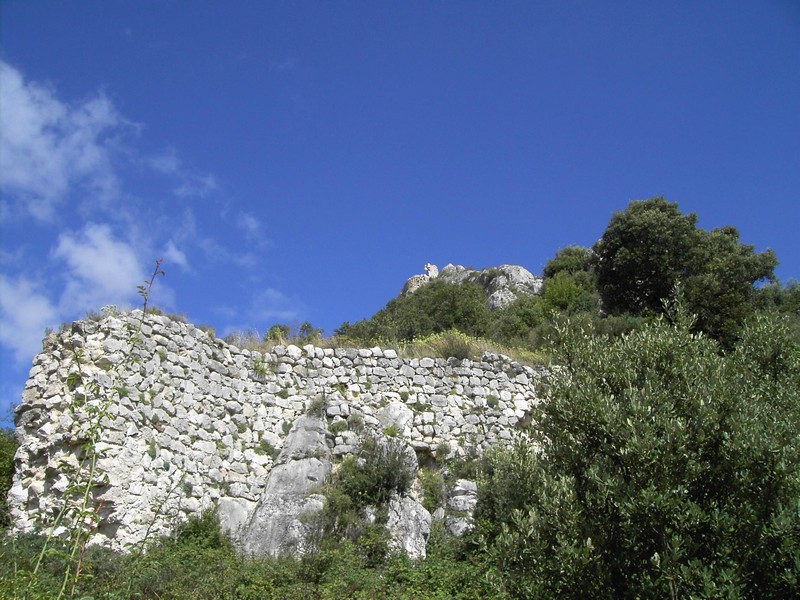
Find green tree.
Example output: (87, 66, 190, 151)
(592, 197, 701, 315)
(592, 197, 776, 343)
(475, 308, 800, 599)
(543, 245, 593, 279)
(296, 321, 323, 344)
(683, 225, 779, 343)
(264, 324, 290, 345)
(542, 271, 597, 314)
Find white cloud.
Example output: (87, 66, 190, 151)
(174, 174, 218, 198)
(53, 223, 146, 314)
(0, 274, 59, 363)
(163, 240, 189, 270)
(250, 288, 300, 322)
(236, 212, 261, 236)
(0, 60, 124, 220)
(197, 236, 257, 269)
(147, 147, 182, 174)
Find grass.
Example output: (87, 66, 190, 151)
(394, 330, 551, 367)
(0, 516, 503, 599)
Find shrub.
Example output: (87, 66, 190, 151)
(197, 324, 216, 338)
(306, 394, 327, 416)
(329, 420, 348, 435)
(382, 424, 401, 438)
(0, 428, 16, 530)
(419, 467, 446, 514)
(347, 413, 364, 432)
(475, 308, 800, 599)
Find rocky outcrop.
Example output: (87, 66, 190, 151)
(401, 263, 440, 296)
(385, 495, 431, 559)
(400, 263, 543, 309)
(444, 479, 478, 536)
(238, 414, 330, 556)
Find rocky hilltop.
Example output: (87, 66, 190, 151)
(401, 263, 543, 309)
(9, 311, 546, 559)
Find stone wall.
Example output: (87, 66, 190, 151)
(8, 311, 546, 552)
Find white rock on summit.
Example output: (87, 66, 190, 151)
(400, 263, 543, 309)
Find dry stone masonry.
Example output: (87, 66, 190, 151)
(8, 310, 546, 557)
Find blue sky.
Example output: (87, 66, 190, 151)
(1, 1, 799, 426)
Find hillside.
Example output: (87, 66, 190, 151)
(2, 197, 798, 599)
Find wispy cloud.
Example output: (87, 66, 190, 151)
(163, 240, 190, 270)
(53, 223, 146, 314)
(0, 223, 151, 364)
(250, 288, 301, 322)
(236, 212, 262, 237)
(174, 173, 218, 199)
(147, 147, 182, 174)
(218, 287, 302, 339)
(0, 274, 59, 363)
(197, 236, 257, 269)
(0, 60, 124, 221)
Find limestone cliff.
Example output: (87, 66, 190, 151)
(400, 263, 543, 309)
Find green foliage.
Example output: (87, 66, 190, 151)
(347, 413, 364, 432)
(592, 197, 702, 315)
(0, 524, 499, 599)
(543, 245, 592, 279)
(542, 271, 597, 314)
(318, 435, 417, 564)
(403, 329, 481, 360)
(264, 323, 290, 345)
(328, 420, 348, 435)
(475, 308, 800, 598)
(196, 323, 216, 338)
(419, 467, 446, 514)
(306, 394, 327, 416)
(0, 428, 17, 530)
(297, 321, 323, 344)
(434, 440, 450, 463)
(255, 439, 280, 460)
(592, 196, 777, 344)
(337, 280, 491, 343)
(382, 424, 401, 437)
(333, 436, 415, 511)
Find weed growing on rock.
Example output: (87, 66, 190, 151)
(306, 394, 327, 417)
(328, 420, 348, 435)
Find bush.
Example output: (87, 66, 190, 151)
(419, 468, 446, 514)
(475, 307, 800, 598)
(0, 428, 17, 530)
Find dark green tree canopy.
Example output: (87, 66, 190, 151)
(592, 197, 700, 315)
(543, 245, 593, 279)
(592, 197, 777, 343)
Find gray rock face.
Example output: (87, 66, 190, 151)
(440, 264, 543, 309)
(386, 495, 431, 560)
(445, 479, 478, 537)
(238, 415, 330, 556)
(401, 263, 543, 309)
